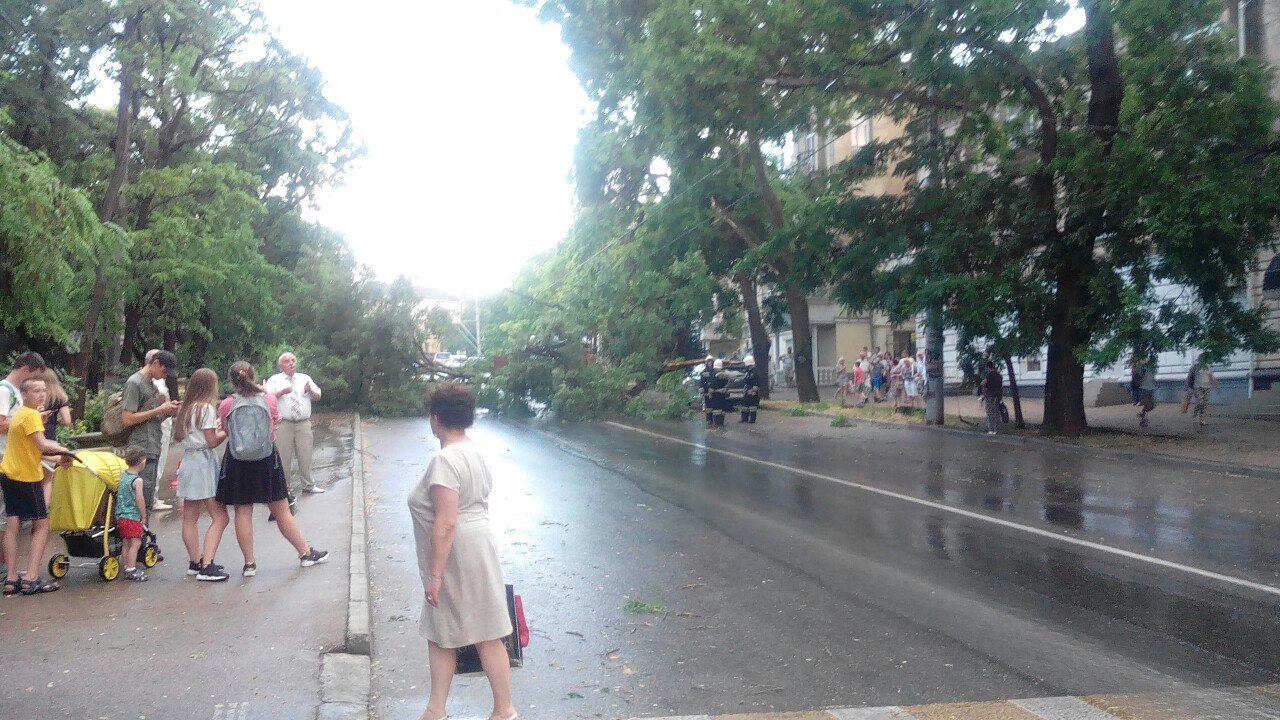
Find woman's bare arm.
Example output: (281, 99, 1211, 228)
(425, 484, 460, 605)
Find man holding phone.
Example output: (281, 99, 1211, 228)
(122, 351, 181, 511)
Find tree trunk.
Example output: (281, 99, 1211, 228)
(1002, 353, 1026, 429)
(1041, 0, 1122, 437)
(925, 307, 945, 425)
(67, 9, 143, 412)
(1042, 268, 1090, 436)
(735, 271, 772, 400)
(119, 300, 142, 366)
(785, 284, 820, 402)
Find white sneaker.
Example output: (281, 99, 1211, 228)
(151, 500, 174, 511)
(987, 431, 997, 435)
(302, 486, 325, 494)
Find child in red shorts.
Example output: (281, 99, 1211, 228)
(117, 447, 149, 582)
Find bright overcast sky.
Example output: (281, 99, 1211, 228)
(260, 0, 589, 298)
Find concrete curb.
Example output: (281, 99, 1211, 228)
(317, 413, 372, 720)
(763, 403, 1280, 482)
(347, 413, 371, 654)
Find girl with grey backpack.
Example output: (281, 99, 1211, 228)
(215, 361, 328, 577)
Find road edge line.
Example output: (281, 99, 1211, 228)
(605, 420, 1280, 600)
(318, 413, 372, 720)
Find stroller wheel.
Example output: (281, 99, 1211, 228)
(142, 545, 160, 568)
(48, 554, 70, 579)
(98, 555, 120, 582)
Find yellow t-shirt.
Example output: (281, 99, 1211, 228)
(1, 406, 45, 482)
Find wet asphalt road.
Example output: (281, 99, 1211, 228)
(0, 414, 353, 720)
(363, 414, 1280, 720)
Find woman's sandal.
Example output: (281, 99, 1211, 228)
(2, 579, 21, 596)
(19, 578, 60, 595)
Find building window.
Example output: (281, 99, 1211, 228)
(799, 131, 818, 174)
(1263, 255, 1280, 293)
(1024, 355, 1042, 373)
(850, 115, 872, 147)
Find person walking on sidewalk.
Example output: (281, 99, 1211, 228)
(216, 361, 328, 577)
(2, 376, 76, 596)
(981, 361, 1004, 435)
(1188, 356, 1219, 427)
(122, 351, 181, 513)
(265, 352, 325, 494)
(174, 368, 231, 582)
(409, 383, 519, 720)
(1135, 356, 1158, 428)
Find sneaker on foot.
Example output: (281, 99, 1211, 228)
(987, 430, 997, 435)
(242, 562, 257, 577)
(124, 568, 148, 582)
(196, 563, 229, 582)
(151, 499, 174, 511)
(303, 485, 326, 494)
(299, 549, 329, 567)
(187, 560, 202, 576)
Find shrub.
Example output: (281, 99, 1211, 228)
(831, 413, 851, 427)
(787, 406, 808, 417)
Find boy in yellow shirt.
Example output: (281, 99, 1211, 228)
(2, 377, 76, 596)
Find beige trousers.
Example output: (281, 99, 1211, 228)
(276, 419, 315, 490)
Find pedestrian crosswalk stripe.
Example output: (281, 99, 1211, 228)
(828, 708, 916, 719)
(631, 687, 1280, 719)
(605, 421, 1280, 599)
(1011, 696, 1119, 719)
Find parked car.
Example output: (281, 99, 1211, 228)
(683, 363, 747, 410)
(432, 351, 453, 367)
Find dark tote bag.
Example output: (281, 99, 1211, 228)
(456, 584, 529, 675)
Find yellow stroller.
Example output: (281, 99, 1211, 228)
(47, 451, 162, 582)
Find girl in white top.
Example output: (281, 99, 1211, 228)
(172, 368, 232, 581)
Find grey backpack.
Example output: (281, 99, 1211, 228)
(227, 394, 273, 461)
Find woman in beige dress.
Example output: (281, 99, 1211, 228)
(409, 383, 518, 720)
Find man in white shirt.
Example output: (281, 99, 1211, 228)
(265, 352, 324, 494)
(0, 353, 48, 458)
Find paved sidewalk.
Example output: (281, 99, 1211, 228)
(0, 414, 355, 720)
(767, 388, 1280, 473)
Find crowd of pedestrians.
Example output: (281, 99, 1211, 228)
(0, 350, 329, 594)
(832, 347, 928, 412)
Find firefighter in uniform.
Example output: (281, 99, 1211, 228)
(699, 355, 716, 428)
(740, 355, 760, 423)
(710, 358, 729, 429)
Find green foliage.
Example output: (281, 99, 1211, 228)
(786, 406, 808, 417)
(831, 413, 851, 427)
(551, 362, 642, 421)
(81, 390, 105, 432)
(622, 595, 666, 614)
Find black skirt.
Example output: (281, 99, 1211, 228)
(216, 445, 289, 506)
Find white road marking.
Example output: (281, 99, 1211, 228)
(1012, 696, 1121, 719)
(605, 422, 1280, 599)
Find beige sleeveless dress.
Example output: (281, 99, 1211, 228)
(408, 440, 512, 648)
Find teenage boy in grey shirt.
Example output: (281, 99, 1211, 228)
(122, 351, 180, 511)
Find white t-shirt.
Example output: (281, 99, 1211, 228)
(179, 405, 218, 451)
(0, 379, 22, 455)
(265, 372, 320, 421)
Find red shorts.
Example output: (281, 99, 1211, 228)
(117, 518, 144, 539)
